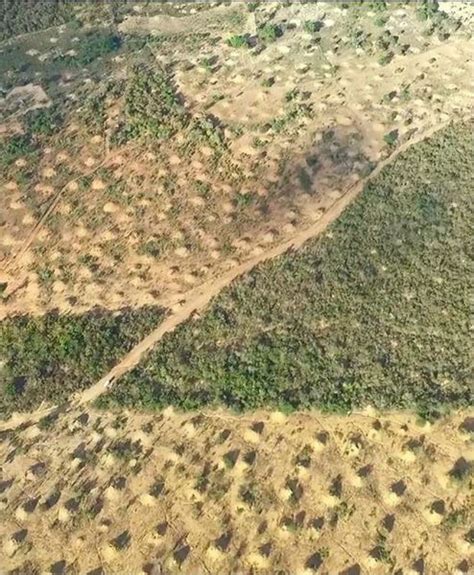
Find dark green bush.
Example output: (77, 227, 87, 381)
(417, 0, 440, 20)
(303, 20, 324, 34)
(384, 130, 399, 147)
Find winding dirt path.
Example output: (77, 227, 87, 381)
(0, 120, 459, 432)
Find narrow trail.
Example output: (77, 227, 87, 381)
(0, 121, 455, 431)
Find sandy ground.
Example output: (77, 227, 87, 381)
(1, 405, 472, 574)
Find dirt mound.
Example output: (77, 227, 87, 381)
(0, 407, 472, 574)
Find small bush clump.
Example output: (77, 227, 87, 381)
(227, 34, 250, 48)
(258, 23, 283, 43)
(303, 20, 324, 34)
(0, 133, 36, 167)
(25, 106, 64, 136)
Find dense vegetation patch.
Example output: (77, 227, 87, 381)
(0, 0, 73, 42)
(111, 64, 226, 152)
(120, 64, 188, 141)
(55, 31, 122, 67)
(0, 307, 165, 417)
(99, 122, 473, 418)
(0, 133, 37, 168)
(0, 106, 65, 168)
(25, 105, 64, 136)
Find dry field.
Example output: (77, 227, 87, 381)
(1, 405, 472, 575)
(0, 3, 473, 574)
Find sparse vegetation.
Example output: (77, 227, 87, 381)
(0, 3, 472, 573)
(269, 101, 313, 135)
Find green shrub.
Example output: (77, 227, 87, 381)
(417, 0, 440, 21)
(138, 239, 168, 259)
(369, 0, 387, 11)
(79, 93, 107, 133)
(297, 167, 312, 192)
(25, 106, 63, 136)
(227, 34, 250, 48)
(258, 23, 283, 43)
(378, 51, 394, 66)
(374, 15, 388, 27)
(262, 77, 275, 88)
(0, 133, 36, 167)
(247, 2, 260, 12)
(188, 116, 226, 151)
(383, 129, 399, 147)
(303, 20, 324, 34)
(285, 89, 300, 103)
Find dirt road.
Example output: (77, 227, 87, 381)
(0, 120, 459, 432)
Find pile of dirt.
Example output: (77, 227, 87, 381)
(1, 407, 472, 574)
